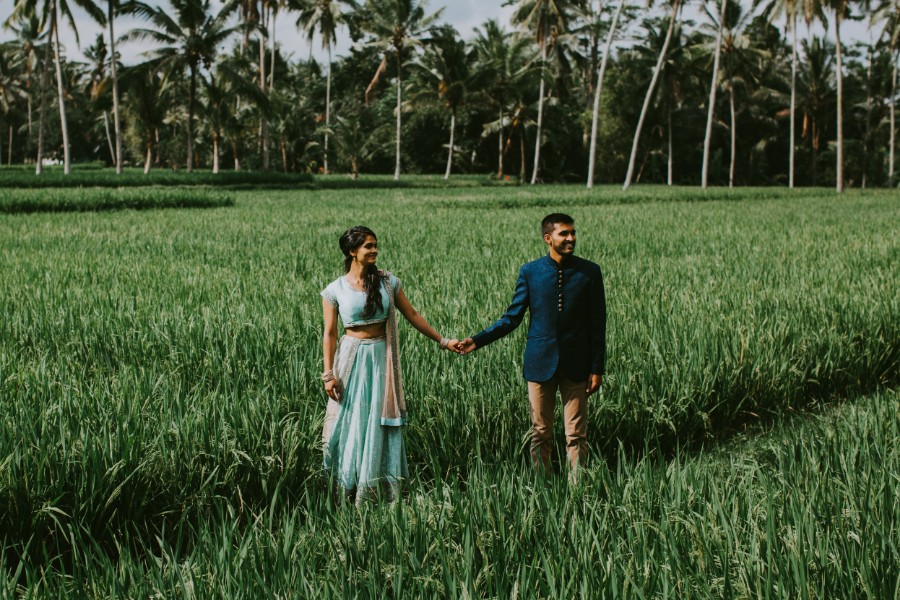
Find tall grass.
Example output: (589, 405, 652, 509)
(0, 185, 897, 594)
(0, 168, 313, 189)
(0, 188, 235, 213)
(2, 391, 897, 597)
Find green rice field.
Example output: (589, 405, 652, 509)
(0, 181, 897, 596)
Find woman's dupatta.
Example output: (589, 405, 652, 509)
(380, 274, 406, 426)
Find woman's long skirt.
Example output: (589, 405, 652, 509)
(323, 337, 408, 502)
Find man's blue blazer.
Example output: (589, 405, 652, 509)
(472, 254, 606, 383)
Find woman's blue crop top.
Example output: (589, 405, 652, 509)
(321, 272, 400, 327)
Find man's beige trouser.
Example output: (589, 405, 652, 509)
(527, 372, 587, 473)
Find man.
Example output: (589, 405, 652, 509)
(459, 213, 606, 475)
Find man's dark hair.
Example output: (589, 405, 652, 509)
(541, 213, 575, 236)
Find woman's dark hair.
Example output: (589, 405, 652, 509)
(339, 226, 384, 318)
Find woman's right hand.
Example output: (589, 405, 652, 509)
(325, 379, 342, 401)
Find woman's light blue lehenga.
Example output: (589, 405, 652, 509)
(321, 273, 408, 502)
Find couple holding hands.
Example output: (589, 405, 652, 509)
(320, 214, 607, 503)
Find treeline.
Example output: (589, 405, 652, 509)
(0, 0, 897, 188)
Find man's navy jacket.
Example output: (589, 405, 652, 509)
(472, 254, 606, 383)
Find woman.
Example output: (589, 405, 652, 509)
(320, 226, 459, 503)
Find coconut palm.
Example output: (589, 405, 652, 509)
(622, 0, 683, 190)
(586, 0, 628, 188)
(797, 35, 835, 185)
(0, 44, 27, 165)
(121, 63, 172, 173)
(472, 19, 534, 179)
(762, 0, 798, 187)
(358, 0, 443, 181)
(626, 16, 699, 185)
(510, 0, 582, 184)
(872, 0, 899, 185)
(700, 0, 727, 188)
(106, 0, 123, 173)
(703, 0, 765, 187)
(824, 0, 854, 191)
(200, 58, 269, 173)
(4, 10, 46, 143)
(293, 0, 355, 173)
(408, 25, 474, 178)
(8, 0, 105, 174)
(83, 33, 116, 161)
(124, 0, 241, 172)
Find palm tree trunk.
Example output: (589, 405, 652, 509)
(394, 54, 402, 181)
(588, 0, 625, 188)
(789, 13, 797, 188)
(109, 0, 122, 174)
(51, 1, 71, 175)
(889, 49, 896, 187)
(863, 45, 873, 189)
(444, 112, 455, 179)
(729, 84, 736, 188)
(36, 38, 51, 175)
(701, 0, 726, 189)
(259, 26, 270, 171)
(213, 132, 220, 174)
(187, 63, 197, 173)
(520, 128, 526, 183)
(280, 135, 287, 172)
(667, 109, 674, 186)
(7, 126, 11, 165)
(103, 111, 115, 162)
(531, 43, 547, 185)
(233, 140, 241, 171)
(834, 12, 843, 193)
(144, 139, 152, 174)
(269, 5, 276, 90)
(324, 45, 332, 174)
(623, 0, 681, 190)
(498, 107, 504, 179)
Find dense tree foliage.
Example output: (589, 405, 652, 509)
(1, 0, 897, 187)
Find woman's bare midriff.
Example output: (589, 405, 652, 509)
(345, 322, 387, 339)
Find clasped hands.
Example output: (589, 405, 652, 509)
(440, 337, 476, 355)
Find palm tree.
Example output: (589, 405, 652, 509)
(873, 0, 899, 186)
(797, 35, 835, 186)
(9, 0, 105, 174)
(409, 26, 474, 178)
(704, 0, 764, 187)
(586, 0, 628, 188)
(107, 0, 122, 173)
(83, 33, 116, 162)
(625, 16, 697, 186)
(0, 44, 27, 165)
(293, 0, 354, 174)
(622, 0, 683, 190)
(4, 11, 46, 144)
(472, 20, 533, 179)
(510, 0, 580, 184)
(200, 57, 268, 173)
(762, 0, 803, 187)
(121, 64, 172, 173)
(124, 0, 240, 172)
(358, 0, 443, 181)
(700, 0, 727, 189)
(825, 0, 854, 192)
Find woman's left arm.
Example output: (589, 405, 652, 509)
(395, 288, 459, 351)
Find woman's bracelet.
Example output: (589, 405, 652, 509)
(439, 337, 450, 350)
(321, 370, 335, 383)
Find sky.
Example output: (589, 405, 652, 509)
(0, 0, 876, 67)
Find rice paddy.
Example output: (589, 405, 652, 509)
(0, 181, 897, 597)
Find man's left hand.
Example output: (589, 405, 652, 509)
(586, 374, 602, 396)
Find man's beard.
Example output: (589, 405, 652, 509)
(555, 241, 575, 255)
